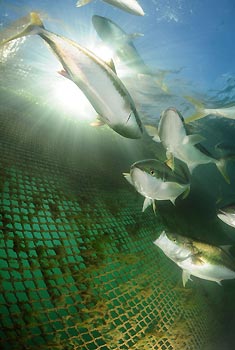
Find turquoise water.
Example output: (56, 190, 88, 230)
(1, 1, 235, 349)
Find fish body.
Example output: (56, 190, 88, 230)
(154, 231, 235, 286)
(76, 0, 145, 16)
(184, 96, 235, 123)
(0, 12, 143, 139)
(158, 108, 228, 181)
(123, 159, 190, 212)
(217, 205, 235, 228)
(92, 15, 150, 75)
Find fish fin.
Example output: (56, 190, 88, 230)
(0, 12, 44, 46)
(182, 184, 191, 200)
(169, 196, 177, 206)
(182, 270, 192, 287)
(123, 173, 133, 185)
(152, 200, 157, 214)
(220, 245, 233, 254)
(216, 280, 222, 286)
(155, 79, 169, 93)
(128, 32, 144, 40)
(144, 125, 160, 142)
(76, 0, 93, 7)
(183, 134, 205, 145)
(216, 158, 230, 184)
(184, 96, 206, 123)
(90, 116, 106, 127)
(186, 162, 198, 173)
(58, 69, 71, 80)
(142, 197, 152, 212)
(105, 59, 117, 74)
(165, 152, 174, 170)
(184, 112, 206, 123)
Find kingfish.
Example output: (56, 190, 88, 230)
(92, 15, 150, 75)
(217, 204, 235, 228)
(157, 107, 229, 182)
(76, 0, 145, 16)
(184, 96, 235, 123)
(123, 159, 190, 212)
(0, 12, 143, 139)
(154, 231, 235, 286)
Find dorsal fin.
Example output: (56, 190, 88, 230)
(106, 59, 117, 74)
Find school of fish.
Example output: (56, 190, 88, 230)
(1, 1, 235, 288)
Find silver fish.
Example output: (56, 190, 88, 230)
(92, 15, 150, 75)
(76, 0, 145, 16)
(158, 107, 229, 182)
(0, 12, 143, 139)
(217, 205, 235, 228)
(154, 231, 235, 286)
(123, 158, 190, 212)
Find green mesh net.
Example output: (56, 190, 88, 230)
(0, 89, 223, 350)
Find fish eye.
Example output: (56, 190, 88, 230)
(150, 169, 155, 176)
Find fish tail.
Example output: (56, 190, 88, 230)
(76, 0, 93, 7)
(216, 158, 230, 184)
(0, 12, 44, 46)
(182, 184, 191, 199)
(184, 96, 205, 123)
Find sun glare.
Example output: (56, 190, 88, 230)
(90, 44, 114, 63)
(51, 74, 96, 122)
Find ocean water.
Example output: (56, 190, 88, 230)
(1, 1, 235, 349)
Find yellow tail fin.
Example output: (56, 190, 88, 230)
(184, 96, 206, 123)
(0, 12, 44, 46)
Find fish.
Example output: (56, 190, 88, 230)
(184, 96, 235, 123)
(217, 204, 235, 228)
(76, 0, 145, 16)
(153, 231, 235, 286)
(0, 12, 143, 139)
(92, 15, 150, 75)
(123, 158, 190, 212)
(157, 107, 229, 182)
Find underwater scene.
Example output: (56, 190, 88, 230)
(1, 0, 235, 349)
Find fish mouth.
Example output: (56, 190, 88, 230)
(161, 107, 184, 122)
(130, 166, 158, 198)
(153, 231, 167, 246)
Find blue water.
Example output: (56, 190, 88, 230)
(1, 0, 235, 120)
(1, 1, 235, 349)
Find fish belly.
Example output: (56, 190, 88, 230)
(180, 260, 235, 283)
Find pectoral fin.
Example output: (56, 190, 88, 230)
(142, 197, 152, 212)
(58, 69, 71, 80)
(182, 270, 192, 287)
(90, 115, 106, 127)
(183, 134, 205, 145)
(165, 151, 174, 170)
